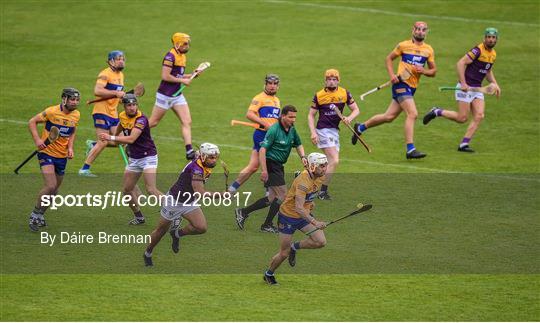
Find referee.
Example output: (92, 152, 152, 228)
(235, 105, 307, 233)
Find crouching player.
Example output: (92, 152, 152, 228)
(27, 88, 81, 231)
(99, 94, 162, 225)
(263, 152, 328, 285)
(143, 143, 228, 266)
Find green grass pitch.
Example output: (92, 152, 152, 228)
(1, 0, 539, 321)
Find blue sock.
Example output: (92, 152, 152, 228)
(265, 269, 274, 276)
(357, 123, 367, 133)
(231, 181, 241, 190)
(292, 242, 301, 250)
(406, 143, 416, 153)
(82, 163, 91, 170)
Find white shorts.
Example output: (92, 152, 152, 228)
(154, 92, 188, 110)
(160, 193, 201, 221)
(455, 82, 484, 103)
(316, 128, 340, 151)
(125, 155, 158, 173)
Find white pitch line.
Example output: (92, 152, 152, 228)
(264, 0, 540, 28)
(1, 118, 538, 181)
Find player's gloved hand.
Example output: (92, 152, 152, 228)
(35, 139, 46, 150)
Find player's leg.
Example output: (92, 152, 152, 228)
(459, 98, 485, 152)
(229, 149, 260, 193)
(352, 100, 401, 145)
(143, 215, 173, 266)
(29, 164, 57, 231)
(148, 105, 168, 128)
(261, 184, 286, 232)
(123, 169, 145, 224)
(400, 98, 426, 159)
(288, 223, 327, 267)
(80, 121, 117, 176)
(171, 102, 195, 160)
(264, 232, 293, 285)
(176, 207, 207, 236)
(424, 87, 471, 126)
(142, 167, 163, 198)
(319, 146, 338, 200)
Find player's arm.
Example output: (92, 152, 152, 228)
(246, 110, 270, 129)
(307, 105, 319, 145)
(295, 145, 308, 167)
(28, 112, 47, 150)
(418, 60, 437, 77)
(456, 54, 474, 91)
(259, 147, 268, 182)
(191, 173, 229, 197)
(161, 65, 192, 86)
(486, 69, 501, 97)
(385, 50, 400, 83)
(100, 127, 142, 144)
(94, 75, 125, 99)
(343, 100, 360, 125)
(67, 128, 76, 159)
(294, 191, 326, 229)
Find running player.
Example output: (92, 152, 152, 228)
(263, 152, 328, 285)
(99, 94, 162, 225)
(423, 28, 501, 153)
(235, 105, 307, 233)
(352, 21, 437, 159)
(149, 32, 205, 160)
(27, 88, 81, 231)
(143, 143, 227, 266)
(79, 50, 125, 176)
(308, 69, 359, 200)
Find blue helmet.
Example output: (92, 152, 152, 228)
(108, 50, 125, 62)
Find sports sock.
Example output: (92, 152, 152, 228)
(134, 210, 144, 219)
(228, 181, 241, 192)
(33, 206, 44, 215)
(185, 144, 193, 153)
(434, 108, 443, 116)
(263, 199, 281, 226)
(243, 196, 270, 215)
(82, 163, 91, 170)
(265, 269, 274, 276)
(357, 123, 367, 133)
(321, 184, 328, 193)
(460, 137, 471, 148)
(406, 143, 416, 153)
(291, 242, 301, 251)
(144, 251, 152, 257)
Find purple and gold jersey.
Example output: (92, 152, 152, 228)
(311, 87, 354, 129)
(393, 40, 435, 88)
(169, 159, 213, 203)
(38, 105, 80, 158)
(93, 67, 124, 118)
(119, 111, 157, 159)
(464, 43, 496, 87)
(248, 92, 281, 130)
(157, 48, 186, 96)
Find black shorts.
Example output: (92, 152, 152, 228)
(264, 158, 285, 188)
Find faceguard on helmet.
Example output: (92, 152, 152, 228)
(324, 69, 340, 81)
(307, 152, 328, 172)
(172, 32, 191, 49)
(265, 74, 280, 84)
(199, 142, 220, 161)
(122, 93, 138, 105)
(61, 87, 80, 110)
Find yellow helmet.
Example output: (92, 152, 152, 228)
(171, 32, 191, 48)
(325, 69, 340, 81)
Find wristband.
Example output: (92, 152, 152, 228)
(110, 136, 116, 141)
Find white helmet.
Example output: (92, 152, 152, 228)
(199, 142, 220, 160)
(307, 152, 328, 170)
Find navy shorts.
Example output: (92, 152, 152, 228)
(93, 113, 119, 130)
(37, 152, 67, 175)
(392, 82, 416, 102)
(252, 129, 266, 151)
(277, 212, 309, 235)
